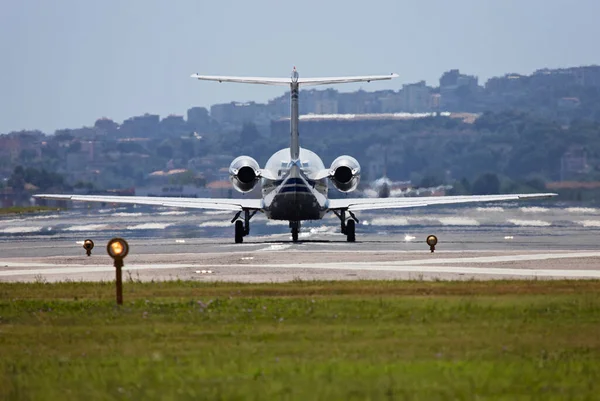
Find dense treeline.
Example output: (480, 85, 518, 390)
(236, 111, 600, 185)
(6, 111, 600, 197)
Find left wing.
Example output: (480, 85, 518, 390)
(33, 194, 262, 211)
(328, 193, 557, 212)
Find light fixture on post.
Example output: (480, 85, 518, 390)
(426, 235, 438, 253)
(107, 238, 130, 305)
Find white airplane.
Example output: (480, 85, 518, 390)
(34, 68, 557, 243)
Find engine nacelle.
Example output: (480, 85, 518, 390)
(229, 156, 260, 193)
(329, 155, 361, 192)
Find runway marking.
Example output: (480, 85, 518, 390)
(256, 244, 292, 252)
(1, 262, 600, 278)
(0, 263, 198, 276)
(247, 263, 600, 278)
(372, 251, 600, 266)
(2, 250, 600, 279)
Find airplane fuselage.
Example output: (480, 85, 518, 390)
(261, 147, 329, 221)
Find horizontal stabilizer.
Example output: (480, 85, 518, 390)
(191, 73, 399, 87)
(298, 74, 399, 86)
(191, 74, 292, 86)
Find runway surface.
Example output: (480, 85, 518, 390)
(2, 202, 600, 282)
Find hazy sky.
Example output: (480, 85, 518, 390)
(1, 0, 599, 134)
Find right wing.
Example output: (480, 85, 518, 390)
(328, 193, 558, 212)
(33, 194, 262, 212)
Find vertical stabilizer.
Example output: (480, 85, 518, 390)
(191, 68, 399, 162)
(290, 67, 300, 160)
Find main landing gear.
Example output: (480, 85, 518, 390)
(232, 209, 257, 243)
(333, 209, 357, 242)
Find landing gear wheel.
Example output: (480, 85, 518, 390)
(290, 221, 300, 242)
(234, 220, 244, 243)
(346, 219, 356, 242)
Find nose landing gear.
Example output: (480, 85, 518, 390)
(290, 221, 300, 242)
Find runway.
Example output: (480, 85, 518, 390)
(1, 203, 600, 282)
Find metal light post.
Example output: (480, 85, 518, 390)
(426, 235, 438, 253)
(107, 238, 129, 305)
(83, 239, 94, 256)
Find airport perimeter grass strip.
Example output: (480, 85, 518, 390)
(1, 280, 600, 400)
(0, 206, 62, 215)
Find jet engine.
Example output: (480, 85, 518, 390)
(229, 156, 260, 193)
(329, 156, 361, 192)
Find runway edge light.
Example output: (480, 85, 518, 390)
(106, 238, 129, 305)
(83, 239, 94, 257)
(426, 235, 438, 253)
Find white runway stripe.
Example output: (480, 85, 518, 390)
(2, 250, 600, 278)
(373, 252, 600, 266)
(1, 263, 600, 278)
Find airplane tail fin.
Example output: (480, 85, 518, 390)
(191, 70, 399, 164)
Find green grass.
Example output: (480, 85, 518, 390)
(0, 206, 62, 215)
(1, 280, 600, 400)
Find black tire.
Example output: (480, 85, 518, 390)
(292, 228, 299, 242)
(346, 219, 356, 242)
(235, 220, 244, 243)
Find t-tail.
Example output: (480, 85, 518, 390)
(191, 68, 399, 160)
(290, 67, 300, 160)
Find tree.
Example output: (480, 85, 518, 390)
(68, 141, 82, 153)
(448, 177, 471, 195)
(472, 173, 500, 195)
(19, 149, 38, 163)
(156, 143, 173, 159)
(7, 166, 25, 191)
(419, 175, 444, 188)
(240, 122, 260, 147)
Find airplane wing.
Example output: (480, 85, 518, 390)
(298, 74, 399, 86)
(33, 194, 262, 211)
(191, 74, 291, 86)
(327, 193, 557, 212)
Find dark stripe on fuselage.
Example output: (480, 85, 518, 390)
(279, 185, 311, 194)
(273, 177, 316, 186)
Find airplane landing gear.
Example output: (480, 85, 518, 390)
(346, 219, 355, 242)
(232, 209, 257, 244)
(235, 220, 244, 243)
(290, 221, 300, 242)
(333, 209, 358, 242)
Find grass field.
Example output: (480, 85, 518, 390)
(1, 280, 600, 400)
(0, 206, 62, 215)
